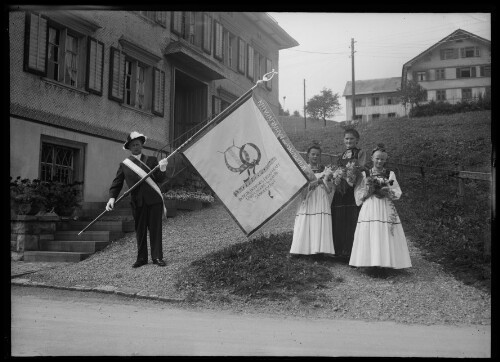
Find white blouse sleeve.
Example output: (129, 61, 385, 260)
(354, 171, 368, 206)
(389, 171, 402, 200)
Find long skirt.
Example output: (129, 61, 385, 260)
(331, 186, 360, 257)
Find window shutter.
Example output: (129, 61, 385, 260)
(480, 66, 484, 77)
(247, 45, 254, 80)
(24, 12, 47, 76)
(453, 48, 459, 59)
(171, 12, 183, 35)
(108, 47, 124, 102)
(471, 66, 477, 77)
(475, 47, 480, 57)
(214, 21, 223, 60)
(265, 58, 272, 90)
(460, 48, 465, 58)
(456, 68, 460, 79)
(86, 37, 104, 95)
(440, 49, 445, 60)
(152, 67, 165, 116)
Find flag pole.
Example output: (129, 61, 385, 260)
(78, 70, 278, 235)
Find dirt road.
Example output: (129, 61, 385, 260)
(10, 286, 490, 357)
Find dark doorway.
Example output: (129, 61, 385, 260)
(173, 70, 207, 147)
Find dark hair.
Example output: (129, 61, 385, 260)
(371, 143, 387, 155)
(307, 140, 322, 154)
(344, 128, 360, 139)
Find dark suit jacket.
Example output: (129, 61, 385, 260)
(109, 154, 166, 208)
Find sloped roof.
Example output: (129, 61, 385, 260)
(402, 28, 491, 69)
(343, 77, 402, 97)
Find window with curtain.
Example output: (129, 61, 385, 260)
(24, 12, 104, 94)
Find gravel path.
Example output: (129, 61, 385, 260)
(24, 198, 491, 326)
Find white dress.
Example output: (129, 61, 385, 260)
(290, 168, 335, 255)
(349, 170, 412, 269)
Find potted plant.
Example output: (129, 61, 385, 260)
(163, 187, 215, 211)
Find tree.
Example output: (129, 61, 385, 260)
(306, 88, 341, 126)
(293, 110, 301, 117)
(398, 79, 427, 115)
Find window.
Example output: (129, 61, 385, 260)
(456, 66, 477, 78)
(353, 115, 363, 121)
(354, 98, 363, 107)
(460, 46, 480, 58)
(255, 51, 264, 81)
(108, 41, 164, 116)
(247, 45, 255, 80)
(436, 68, 446, 80)
(40, 136, 85, 184)
(212, 96, 221, 116)
(436, 90, 446, 101)
(416, 71, 426, 81)
(224, 31, 236, 69)
(372, 113, 380, 119)
(140, 11, 167, 27)
(237, 38, 245, 74)
(388, 113, 396, 118)
(24, 12, 104, 94)
(440, 48, 458, 60)
(202, 13, 212, 54)
(371, 97, 379, 106)
(213, 20, 223, 61)
(387, 97, 393, 105)
(462, 88, 472, 100)
(480, 65, 491, 77)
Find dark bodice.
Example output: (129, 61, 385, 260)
(337, 147, 361, 167)
(310, 164, 325, 174)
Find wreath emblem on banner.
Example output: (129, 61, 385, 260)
(222, 141, 261, 182)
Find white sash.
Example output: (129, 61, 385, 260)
(123, 158, 166, 217)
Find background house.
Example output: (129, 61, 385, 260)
(402, 29, 491, 104)
(343, 77, 407, 122)
(9, 10, 298, 206)
(343, 29, 491, 122)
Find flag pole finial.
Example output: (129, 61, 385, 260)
(255, 69, 278, 86)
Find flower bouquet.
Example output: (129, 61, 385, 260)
(365, 174, 394, 199)
(326, 161, 362, 195)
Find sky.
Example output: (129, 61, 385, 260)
(268, 12, 491, 121)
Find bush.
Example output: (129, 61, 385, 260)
(410, 96, 490, 117)
(10, 176, 83, 216)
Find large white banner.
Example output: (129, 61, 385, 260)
(183, 94, 310, 236)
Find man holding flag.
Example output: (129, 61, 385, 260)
(106, 131, 169, 268)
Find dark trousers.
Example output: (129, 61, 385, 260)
(132, 203, 163, 261)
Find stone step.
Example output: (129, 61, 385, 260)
(82, 200, 132, 210)
(57, 220, 135, 233)
(23, 251, 91, 262)
(79, 208, 133, 219)
(39, 240, 110, 253)
(54, 230, 124, 241)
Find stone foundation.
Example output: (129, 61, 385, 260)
(10, 213, 60, 259)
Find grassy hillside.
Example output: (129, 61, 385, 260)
(282, 111, 492, 291)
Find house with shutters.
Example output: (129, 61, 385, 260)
(9, 10, 298, 205)
(343, 77, 407, 122)
(401, 28, 491, 104)
(343, 29, 490, 122)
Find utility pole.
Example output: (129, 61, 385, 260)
(351, 38, 356, 122)
(303, 79, 306, 129)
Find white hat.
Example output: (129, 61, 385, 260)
(123, 131, 147, 150)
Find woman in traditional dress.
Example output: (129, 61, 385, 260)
(290, 142, 335, 256)
(331, 128, 367, 258)
(349, 144, 412, 269)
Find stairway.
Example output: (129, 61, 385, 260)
(23, 200, 134, 262)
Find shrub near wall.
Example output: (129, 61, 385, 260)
(410, 96, 491, 117)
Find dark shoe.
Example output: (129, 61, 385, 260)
(133, 260, 147, 268)
(152, 259, 166, 267)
